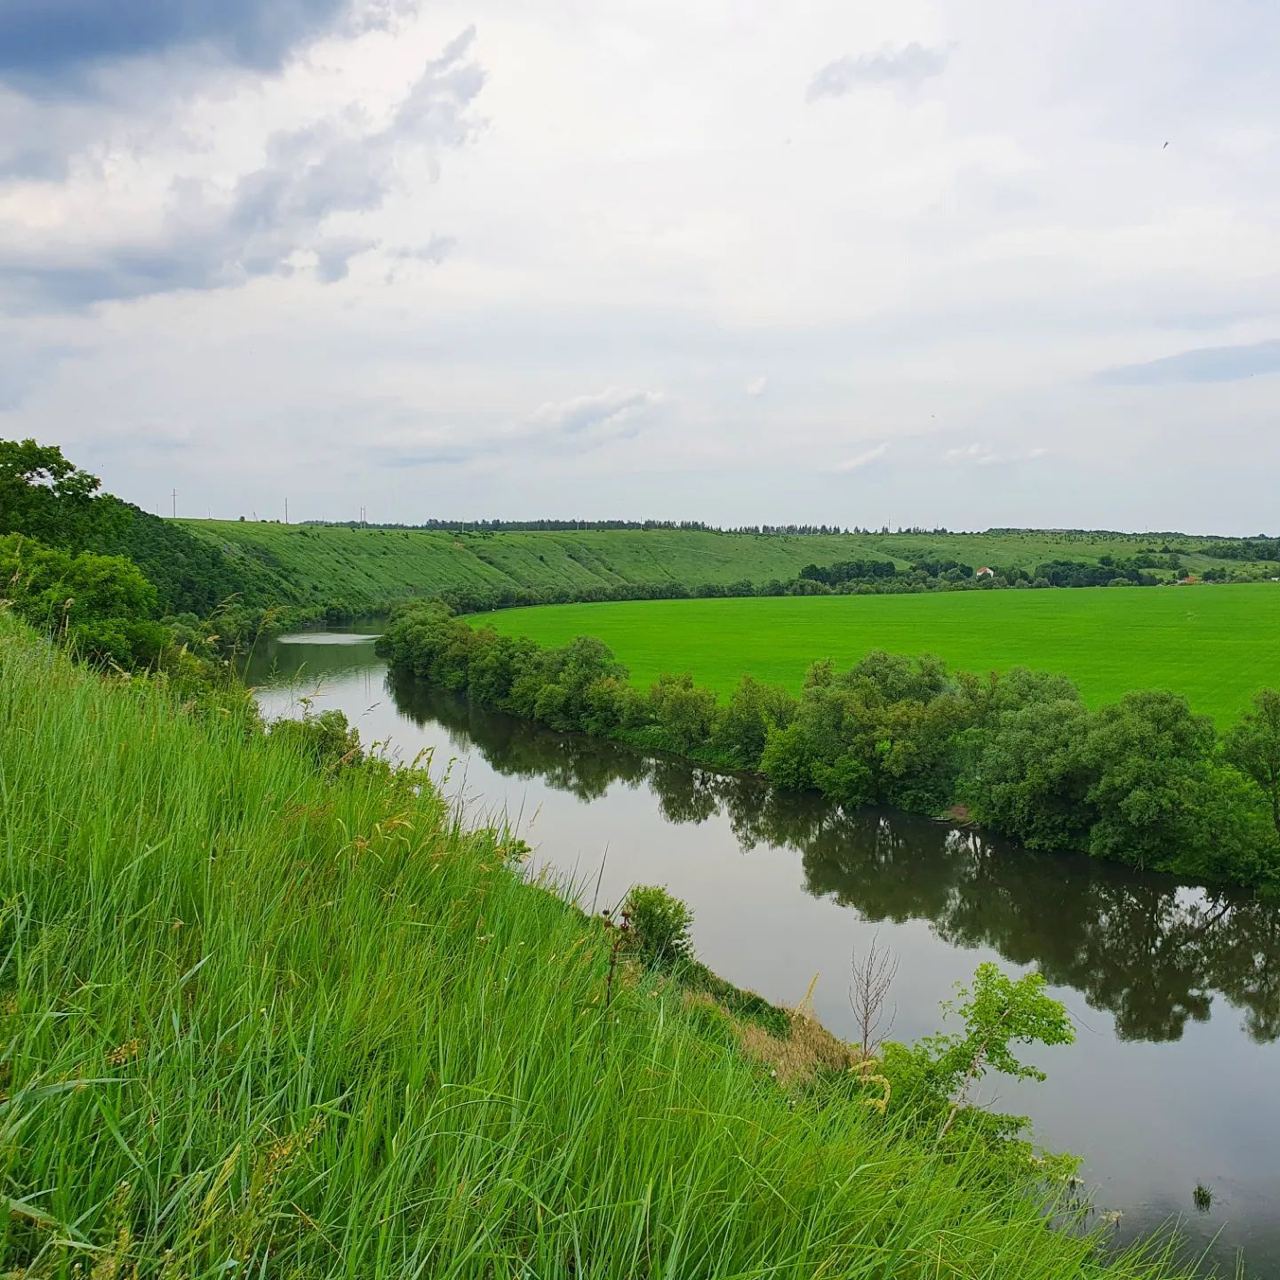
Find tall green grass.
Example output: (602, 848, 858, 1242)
(0, 616, 1196, 1278)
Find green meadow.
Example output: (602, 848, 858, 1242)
(470, 584, 1280, 726)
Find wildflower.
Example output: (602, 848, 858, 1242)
(106, 1038, 141, 1066)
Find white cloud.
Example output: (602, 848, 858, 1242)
(806, 42, 950, 102)
(745, 375, 769, 397)
(944, 442, 1050, 467)
(0, 25, 484, 308)
(835, 442, 889, 472)
(525, 388, 665, 439)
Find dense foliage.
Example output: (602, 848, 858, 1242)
(0, 532, 165, 668)
(0, 439, 261, 616)
(379, 603, 1280, 887)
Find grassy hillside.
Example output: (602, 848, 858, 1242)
(0, 614, 1195, 1279)
(179, 519, 1279, 614)
(470, 585, 1280, 726)
(179, 521, 884, 609)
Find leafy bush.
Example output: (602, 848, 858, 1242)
(269, 708, 361, 770)
(882, 963, 1075, 1140)
(625, 884, 694, 965)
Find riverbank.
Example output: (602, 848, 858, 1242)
(251, 629, 1280, 1273)
(0, 612, 1202, 1279)
(376, 602, 1280, 889)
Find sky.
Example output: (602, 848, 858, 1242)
(1, 0, 1277, 532)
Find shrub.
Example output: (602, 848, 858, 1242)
(625, 884, 694, 966)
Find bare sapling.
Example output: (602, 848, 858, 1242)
(849, 934, 898, 1061)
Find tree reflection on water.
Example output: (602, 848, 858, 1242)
(393, 674, 1280, 1047)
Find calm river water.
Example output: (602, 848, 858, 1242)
(247, 629, 1280, 1277)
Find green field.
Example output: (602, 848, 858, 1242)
(179, 519, 1276, 614)
(470, 585, 1280, 726)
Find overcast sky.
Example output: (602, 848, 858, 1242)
(1, 1, 1277, 531)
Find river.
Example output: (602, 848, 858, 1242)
(247, 628, 1280, 1277)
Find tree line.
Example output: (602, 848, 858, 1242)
(421, 555, 1216, 619)
(378, 603, 1280, 889)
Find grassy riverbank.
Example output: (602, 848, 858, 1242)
(469, 587, 1280, 726)
(0, 614, 1196, 1279)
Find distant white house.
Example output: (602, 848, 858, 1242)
(976, 566, 995, 578)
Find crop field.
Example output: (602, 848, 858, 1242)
(469, 584, 1280, 725)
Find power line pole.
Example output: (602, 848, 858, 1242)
(171, 488, 177, 519)
(284, 497, 289, 525)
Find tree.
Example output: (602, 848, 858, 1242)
(885, 963, 1074, 1139)
(0, 533, 163, 667)
(710, 675, 796, 768)
(961, 698, 1093, 850)
(849, 935, 898, 1059)
(0, 438, 100, 503)
(646, 672, 718, 754)
(1225, 689, 1280, 838)
(1082, 690, 1217, 869)
(0, 438, 101, 545)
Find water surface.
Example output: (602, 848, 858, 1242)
(247, 629, 1280, 1277)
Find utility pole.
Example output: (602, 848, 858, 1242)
(285, 497, 289, 525)
(171, 488, 177, 519)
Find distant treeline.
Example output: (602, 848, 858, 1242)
(799, 557, 1168, 589)
(429, 555, 1219, 618)
(378, 603, 1280, 889)
(304, 518, 871, 535)
(988, 526, 1280, 545)
(1208, 538, 1280, 561)
(301, 518, 1280, 547)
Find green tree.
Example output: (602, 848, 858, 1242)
(759, 721, 815, 791)
(1225, 689, 1280, 837)
(710, 675, 797, 768)
(961, 698, 1093, 850)
(0, 532, 163, 667)
(527, 635, 628, 732)
(884, 963, 1075, 1138)
(646, 672, 719, 754)
(0, 438, 101, 545)
(1082, 690, 1217, 869)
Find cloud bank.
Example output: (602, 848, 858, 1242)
(0, 25, 483, 310)
(1096, 339, 1280, 385)
(2, 1, 1279, 533)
